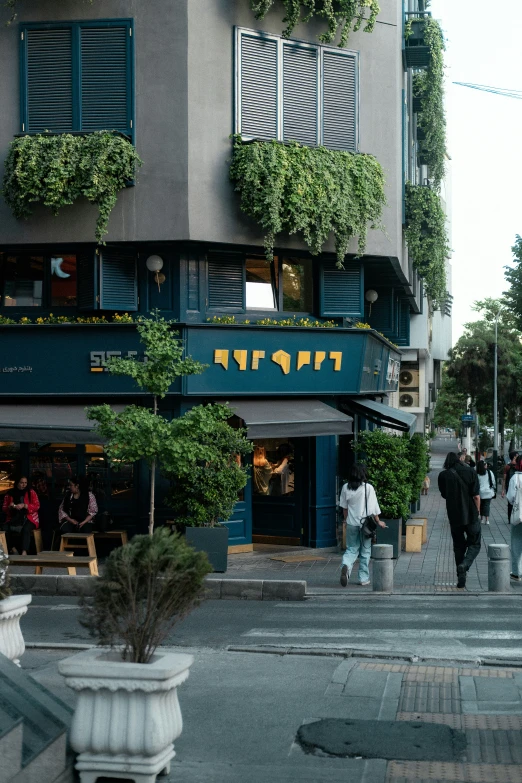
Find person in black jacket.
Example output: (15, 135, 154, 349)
(438, 452, 481, 588)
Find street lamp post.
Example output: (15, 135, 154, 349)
(493, 309, 503, 480)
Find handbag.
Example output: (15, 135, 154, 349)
(361, 483, 378, 539)
(8, 507, 27, 535)
(488, 469, 497, 499)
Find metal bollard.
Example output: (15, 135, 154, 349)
(372, 544, 393, 592)
(488, 543, 511, 592)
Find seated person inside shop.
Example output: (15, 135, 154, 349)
(59, 476, 98, 533)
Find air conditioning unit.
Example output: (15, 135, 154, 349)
(400, 392, 420, 408)
(399, 369, 420, 388)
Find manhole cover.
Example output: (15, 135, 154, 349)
(297, 719, 466, 761)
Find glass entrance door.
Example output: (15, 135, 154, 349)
(252, 437, 307, 545)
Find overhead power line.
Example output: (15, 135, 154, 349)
(453, 82, 522, 100)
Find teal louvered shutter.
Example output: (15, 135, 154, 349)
(77, 253, 98, 311)
(367, 288, 395, 332)
(99, 248, 138, 311)
(239, 33, 278, 140)
(396, 298, 411, 346)
(322, 51, 357, 151)
(321, 261, 363, 318)
(80, 25, 131, 135)
(25, 28, 73, 133)
(207, 254, 244, 311)
(282, 43, 318, 145)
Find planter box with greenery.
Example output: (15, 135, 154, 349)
(230, 137, 385, 268)
(3, 132, 142, 244)
(0, 545, 31, 666)
(405, 183, 450, 308)
(59, 528, 212, 782)
(249, 0, 380, 47)
(404, 19, 431, 68)
(356, 429, 412, 559)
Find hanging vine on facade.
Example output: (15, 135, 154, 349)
(249, 0, 380, 46)
(2, 132, 142, 243)
(405, 183, 449, 307)
(412, 18, 446, 187)
(230, 136, 386, 267)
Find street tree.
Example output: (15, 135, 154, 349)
(433, 370, 468, 432)
(87, 314, 206, 534)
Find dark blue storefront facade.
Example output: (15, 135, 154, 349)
(0, 311, 402, 551)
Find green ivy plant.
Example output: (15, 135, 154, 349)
(230, 137, 386, 267)
(3, 132, 142, 243)
(250, 0, 380, 46)
(412, 18, 446, 187)
(355, 429, 411, 520)
(405, 183, 449, 306)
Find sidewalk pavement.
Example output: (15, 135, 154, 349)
(23, 646, 522, 783)
(217, 437, 519, 594)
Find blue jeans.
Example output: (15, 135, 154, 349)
(342, 525, 372, 583)
(511, 523, 522, 576)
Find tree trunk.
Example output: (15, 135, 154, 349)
(500, 402, 505, 461)
(148, 396, 158, 536)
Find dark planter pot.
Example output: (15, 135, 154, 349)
(404, 21, 431, 68)
(412, 95, 422, 113)
(416, 127, 426, 141)
(410, 501, 417, 514)
(185, 526, 229, 573)
(376, 518, 402, 559)
(416, 498, 421, 512)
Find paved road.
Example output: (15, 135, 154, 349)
(23, 593, 522, 663)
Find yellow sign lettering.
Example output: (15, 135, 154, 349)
(314, 351, 326, 371)
(297, 351, 311, 371)
(251, 350, 266, 370)
(214, 349, 229, 370)
(272, 350, 291, 375)
(329, 351, 342, 371)
(233, 350, 248, 371)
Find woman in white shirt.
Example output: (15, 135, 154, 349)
(339, 464, 386, 587)
(506, 456, 522, 580)
(476, 460, 495, 525)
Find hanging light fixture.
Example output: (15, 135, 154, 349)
(365, 289, 378, 317)
(145, 255, 165, 292)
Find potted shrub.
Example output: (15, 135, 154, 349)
(356, 430, 411, 559)
(404, 17, 431, 68)
(406, 434, 430, 514)
(58, 528, 211, 783)
(0, 543, 31, 666)
(165, 405, 252, 572)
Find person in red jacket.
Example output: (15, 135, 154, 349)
(2, 475, 40, 555)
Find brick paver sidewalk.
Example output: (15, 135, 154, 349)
(220, 437, 519, 593)
(320, 657, 522, 781)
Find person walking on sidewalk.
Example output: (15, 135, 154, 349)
(339, 464, 386, 587)
(506, 455, 522, 581)
(476, 459, 496, 525)
(502, 451, 519, 524)
(438, 452, 481, 588)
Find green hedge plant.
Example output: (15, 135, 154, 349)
(355, 429, 411, 520)
(250, 0, 380, 46)
(405, 433, 430, 504)
(405, 183, 449, 306)
(230, 137, 386, 267)
(3, 132, 142, 243)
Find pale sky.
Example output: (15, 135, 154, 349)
(429, 0, 522, 341)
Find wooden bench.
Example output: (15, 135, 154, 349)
(36, 551, 74, 575)
(60, 532, 97, 558)
(94, 530, 128, 547)
(0, 528, 42, 554)
(9, 554, 98, 576)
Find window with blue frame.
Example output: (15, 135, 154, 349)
(20, 20, 134, 139)
(236, 28, 358, 151)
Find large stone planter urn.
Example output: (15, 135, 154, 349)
(58, 648, 194, 783)
(0, 594, 31, 666)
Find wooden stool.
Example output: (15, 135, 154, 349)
(94, 530, 128, 547)
(35, 551, 74, 575)
(412, 518, 428, 544)
(405, 521, 423, 553)
(31, 528, 43, 554)
(0, 531, 7, 554)
(60, 532, 97, 558)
